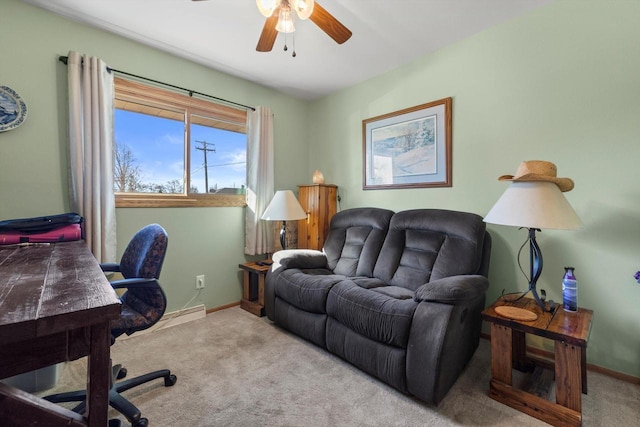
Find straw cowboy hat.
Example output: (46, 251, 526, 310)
(498, 160, 574, 192)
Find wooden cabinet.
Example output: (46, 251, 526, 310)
(297, 184, 337, 250)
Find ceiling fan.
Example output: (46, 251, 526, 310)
(193, 0, 352, 53)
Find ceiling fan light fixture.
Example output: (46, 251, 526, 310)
(255, 0, 351, 53)
(291, 0, 314, 20)
(275, 9, 295, 33)
(256, 0, 280, 18)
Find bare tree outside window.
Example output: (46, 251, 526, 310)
(114, 141, 144, 192)
(114, 140, 186, 194)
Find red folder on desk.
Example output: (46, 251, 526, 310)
(0, 224, 82, 245)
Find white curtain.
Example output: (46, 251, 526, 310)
(245, 106, 274, 255)
(67, 51, 117, 263)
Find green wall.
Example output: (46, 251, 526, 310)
(1, 0, 639, 378)
(0, 0, 309, 315)
(309, 0, 640, 377)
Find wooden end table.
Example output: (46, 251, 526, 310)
(239, 262, 271, 317)
(482, 297, 593, 427)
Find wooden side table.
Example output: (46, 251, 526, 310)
(239, 262, 271, 317)
(482, 297, 593, 427)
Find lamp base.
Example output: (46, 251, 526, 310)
(279, 221, 287, 250)
(495, 306, 538, 321)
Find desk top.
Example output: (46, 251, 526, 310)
(482, 297, 593, 347)
(0, 241, 121, 346)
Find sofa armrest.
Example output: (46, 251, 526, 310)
(414, 275, 489, 304)
(272, 249, 328, 269)
(265, 249, 328, 321)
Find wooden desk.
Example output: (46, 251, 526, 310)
(239, 262, 270, 317)
(0, 241, 121, 426)
(482, 297, 593, 427)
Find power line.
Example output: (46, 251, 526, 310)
(191, 161, 246, 175)
(207, 161, 246, 168)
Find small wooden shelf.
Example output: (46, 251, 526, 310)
(238, 262, 271, 317)
(482, 297, 593, 427)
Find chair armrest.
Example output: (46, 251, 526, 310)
(110, 278, 160, 290)
(414, 275, 489, 304)
(272, 249, 328, 269)
(100, 262, 121, 273)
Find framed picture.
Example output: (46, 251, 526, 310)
(362, 97, 452, 190)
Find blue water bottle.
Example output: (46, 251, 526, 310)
(562, 267, 578, 312)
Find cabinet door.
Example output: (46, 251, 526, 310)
(297, 185, 337, 250)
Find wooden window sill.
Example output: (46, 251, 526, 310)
(115, 193, 246, 208)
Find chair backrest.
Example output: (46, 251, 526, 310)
(373, 209, 488, 291)
(323, 207, 394, 277)
(120, 224, 168, 280)
(115, 224, 169, 337)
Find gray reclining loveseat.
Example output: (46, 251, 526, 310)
(265, 207, 491, 404)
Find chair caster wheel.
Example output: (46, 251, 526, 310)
(133, 418, 149, 427)
(116, 367, 127, 379)
(165, 374, 177, 387)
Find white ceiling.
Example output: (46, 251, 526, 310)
(23, 0, 554, 100)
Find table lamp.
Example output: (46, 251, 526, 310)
(484, 161, 581, 317)
(261, 190, 307, 250)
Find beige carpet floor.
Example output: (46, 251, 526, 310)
(42, 307, 639, 426)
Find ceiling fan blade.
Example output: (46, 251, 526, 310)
(310, 2, 352, 44)
(256, 14, 279, 52)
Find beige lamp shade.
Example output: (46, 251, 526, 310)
(484, 181, 581, 230)
(261, 190, 307, 221)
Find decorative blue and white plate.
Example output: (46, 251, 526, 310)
(0, 86, 28, 132)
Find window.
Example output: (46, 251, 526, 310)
(113, 77, 247, 207)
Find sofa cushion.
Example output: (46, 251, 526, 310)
(414, 275, 489, 303)
(326, 318, 408, 393)
(351, 277, 387, 289)
(326, 280, 418, 348)
(274, 269, 344, 314)
(273, 249, 328, 269)
(274, 299, 328, 348)
(324, 208, 394, 277)
(370, 285, 414, 300)
(373, 209, 487, 290)
(352, 277, 414, 299)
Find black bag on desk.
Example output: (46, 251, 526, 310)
(0, 212, 83, 234)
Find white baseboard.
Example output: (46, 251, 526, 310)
(117, 304, 206, 340)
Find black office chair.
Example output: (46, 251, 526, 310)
(45, 224, 176, 427)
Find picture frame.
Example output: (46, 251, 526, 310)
(362, 97, 452, 190)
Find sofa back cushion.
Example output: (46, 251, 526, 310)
(324, 207, 394, 277)
(373, 209, 487, 291)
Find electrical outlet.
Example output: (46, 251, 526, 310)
(195, 274, 205, 290)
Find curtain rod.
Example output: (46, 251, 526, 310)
(58, 55, 255, 112)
